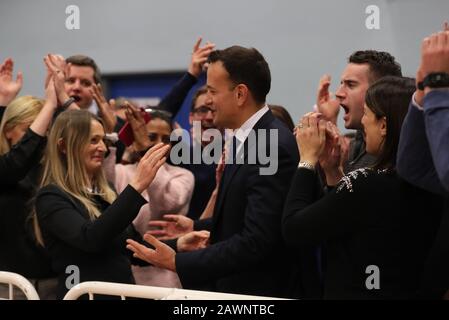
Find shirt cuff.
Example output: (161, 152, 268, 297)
(412, 92, 424, 111)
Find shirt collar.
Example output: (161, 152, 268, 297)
(234, 105, 269, 145)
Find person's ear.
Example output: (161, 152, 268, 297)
(4, 127, 13, 140)
(380, 116, 387, 137)
(235, 84, 248, 106)
(57, 138, 67, 154)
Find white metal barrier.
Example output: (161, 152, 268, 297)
(0, 271, 40, 300)
(63, 281, 287, 300)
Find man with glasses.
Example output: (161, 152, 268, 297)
(176, 86, 221, 220)
(189, 86, 217, 145)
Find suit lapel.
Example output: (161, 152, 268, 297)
(213, 110, 275, 222)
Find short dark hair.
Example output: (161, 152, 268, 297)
(66, 55, 102, 84)
(365, 76, 415, 171)
(190, 85, 208, 112)
(349, 50, 402, 83)
(208, 46, 271, 104)
(146, 109, 173, 131)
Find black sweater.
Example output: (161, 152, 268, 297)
(283, 168, 443, 299)
(35, 184, 147, 298)
(0, 128, 53, 278)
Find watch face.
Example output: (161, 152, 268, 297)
(424, 72, 449, 88)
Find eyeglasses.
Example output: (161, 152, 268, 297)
(192, 105, 216, 116)
(148, 132, 171, 144)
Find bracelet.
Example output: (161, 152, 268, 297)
(298, 161, 315, 171)
(61, 97, 76, 110)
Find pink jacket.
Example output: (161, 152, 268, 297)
(104, 148, 194, 288)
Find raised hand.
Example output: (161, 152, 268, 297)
(420, 30, 449, 79)
(91, 83, 117, 133)
(130, 143, 170, 193)
(316, 74, 340, 124)
(319, 122, 340, 169)
(0, 58, 23, 106)
(147, 214, 194, 240)
(48, 54, 67, 71)
(125, 104, 151, 151)
(29, 76, 58, 137)
(45, 77, 58, 108)
(319, 122, 344, 186)
(188, 37, 216, 78)
(295, 112, 327, 166)
(126, 233, 176, 271)
(177, 230, 210, 252)
(44, 54, 75, 107)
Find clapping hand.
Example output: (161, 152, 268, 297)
(147, 214, 194, 240)
(126, 233, 176, 271)
(295, 112, 327, 166)
(125, 104, 151, 152)
(316, 74, 340, 124)
(44, 54, 78, 108)
(91, 83, 117, 133)
(0, 58, 23, 106)
(130, 143, 170, 193)
(177, 231, 210, 252)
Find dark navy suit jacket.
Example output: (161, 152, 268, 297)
(397, 91, 449, 299)
(174, 110, 320, 298)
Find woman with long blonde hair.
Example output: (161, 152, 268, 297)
(104, 106, 195, 289)
(0, 69, 59, 299)
(33, 110, 169, 299)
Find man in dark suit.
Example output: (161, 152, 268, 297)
(127, 46, 314, 298)
(397, 28, 449, 299)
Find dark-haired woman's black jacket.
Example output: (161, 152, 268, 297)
(283, 167, 443, 299)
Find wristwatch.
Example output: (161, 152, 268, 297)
(418, 72, 449, 90)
